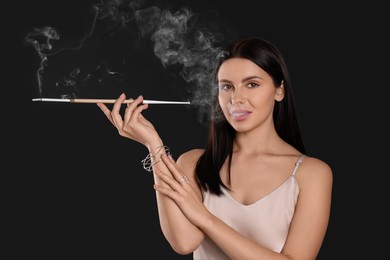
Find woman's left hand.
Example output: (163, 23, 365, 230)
(153, 154, 210, 227)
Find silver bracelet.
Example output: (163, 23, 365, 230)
(141, 145, 171, 172)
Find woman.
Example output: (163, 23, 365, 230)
(97, 37, 333, 259)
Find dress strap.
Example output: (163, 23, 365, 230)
(291, 154, 306, 176)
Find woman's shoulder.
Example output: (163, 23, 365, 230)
(296, 155, 333, 190)
(300, 155, 332, 174)
(176, 148, 205, 168)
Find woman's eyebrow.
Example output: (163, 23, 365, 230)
(218, 79, 232, 84)
(241, 76, 263, 82)
(218, 75, 262, 83)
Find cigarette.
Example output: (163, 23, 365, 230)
(32, 98, 190, 105)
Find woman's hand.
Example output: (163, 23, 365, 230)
(153, 154, 211, 228)
(97, 93, 161, 148)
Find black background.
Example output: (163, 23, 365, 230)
(5, 0, 389, 259)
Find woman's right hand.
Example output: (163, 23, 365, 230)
(97, 93, 162, 149)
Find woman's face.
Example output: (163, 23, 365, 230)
(217, 57, 284, 133)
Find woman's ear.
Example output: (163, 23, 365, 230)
(275, 81, 285, 102)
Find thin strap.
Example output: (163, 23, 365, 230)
(291, 154, 306, 176)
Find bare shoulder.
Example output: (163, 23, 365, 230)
(176, 148, 205, 171)
(296, 156, 333, 190)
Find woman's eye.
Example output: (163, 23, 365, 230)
(248, 82, 259, 88)
(220, 84, 233, 91)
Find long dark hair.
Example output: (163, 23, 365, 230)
(195, 37, 306, 195)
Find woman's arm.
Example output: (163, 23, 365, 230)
(97, 94, 205, 254)
(152, 150, 205, 254)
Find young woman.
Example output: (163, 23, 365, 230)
(97, 37, 333, 260)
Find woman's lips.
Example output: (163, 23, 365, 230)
(230, 111, 251, 121)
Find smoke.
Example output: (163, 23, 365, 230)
(25, 0, 229, 122)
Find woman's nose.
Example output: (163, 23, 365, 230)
(230, 89, 245, 105)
